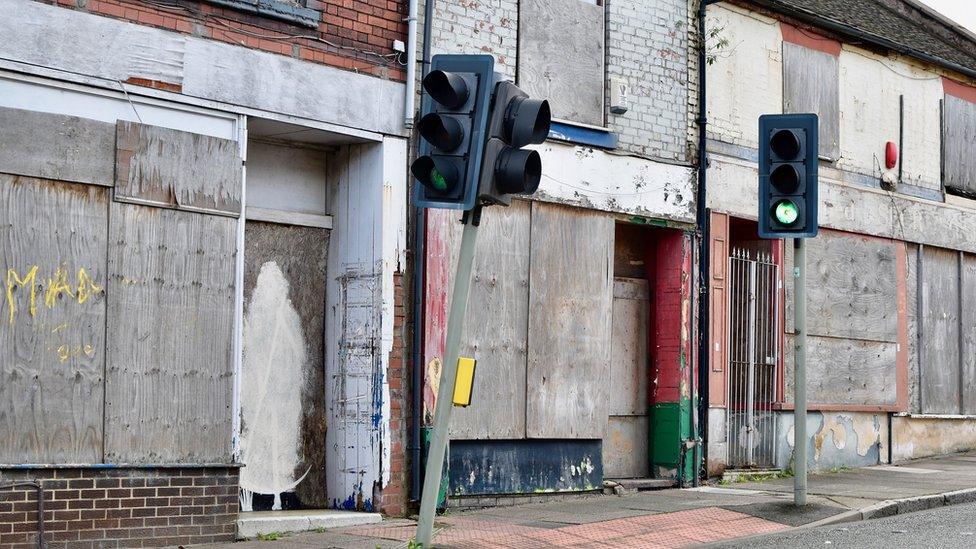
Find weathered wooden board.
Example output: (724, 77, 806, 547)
(961, 254, 976, 414)
(115, 121, 242, 215)
(518, 0, 604, 126)
(803, 232, 899, 343)
(242, 221, 329, 505)
(0, 107, 116, 187)
(783, 43, 840, 160)
(104, 203, 236, 463)
(906, 244, 920, 414)
(784, 334, 898, 406)
(919, 246, 961, 414)
(610, 278, 649, 416)
(0, 175, 107, 463)
(526, 202, 614, 439)
(943, 95, 976, 198)
(451, 201, 531, 439)
(709, 212, 729, 407)
(604, 416, 649, 479)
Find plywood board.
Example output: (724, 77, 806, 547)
(783, 43, 841, 160)
(943, 95, 976, 197)
(115, 120, 242, 215)
(610, 278, 649, 416)
(0, 175, 107, 463)
(451, 201, 531, 439)
(526, 202, 614, 439)
(0, 106, 115, 187)
(804, 232, 899, 343)
(604, 416, 649, 479)
(919, 246, 961, 414)
(242, 221, 329, 505)
(104, 203, 236, 463)
(961, 254, 976, 414)
(518, 0, 604, 126)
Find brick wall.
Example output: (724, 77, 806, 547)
(606, 0, 693, 163)
(379, 271, 409, 516)
(42, 0, 407, 84)
(423, 0, 518, 80)
(0, 467, 239, 548)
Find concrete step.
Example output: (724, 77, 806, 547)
(236, 509, 382, 539)
(607, 478, 677, 491)
(721, 469, 784, 483)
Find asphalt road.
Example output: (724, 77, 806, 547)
(715, 501, 976, 548)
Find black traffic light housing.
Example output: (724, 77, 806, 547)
(758, 113, 819, 239)
(477, 81, 551, 206)
(413, 55, 496, 210)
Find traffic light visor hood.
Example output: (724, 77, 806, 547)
(412, 155, 458, 192)
(770, 163, 801, 193)
(496, 148, 542, 195)
(418, 113, 464, 152)
(423, 70, 470, 109)
(506, 97, 551, 147)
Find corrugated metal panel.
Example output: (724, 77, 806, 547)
(783, 42, 840, 160)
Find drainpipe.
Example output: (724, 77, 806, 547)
(403, 0, 418, 129)
(694, 0, 718, 486)
(410, 0, 436, 504)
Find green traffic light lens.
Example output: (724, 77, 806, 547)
(429, 167, 448, 191)
(773, 200, 799, 225)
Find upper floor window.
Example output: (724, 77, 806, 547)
(206, 0, 319, 29)
(518, 0, 605, 127)
(781, 26, 840, 161)
(942, 78, 976, 200)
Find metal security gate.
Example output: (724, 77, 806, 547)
(727, 249, 779, 468)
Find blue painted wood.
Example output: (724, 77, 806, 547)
(449, 440, 603, 496)
(548, 122, 618, 150)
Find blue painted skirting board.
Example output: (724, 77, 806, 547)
(549, 122, 618, 150)
(449, 439, 603, 496)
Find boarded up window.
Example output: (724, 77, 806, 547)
(518, 0, 605, 126)
(783, 43, 840, 160)
(943, 94, 976, 198)
(919, 246, 976, 414)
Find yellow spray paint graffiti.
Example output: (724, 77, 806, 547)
(4, 265, 104, 324)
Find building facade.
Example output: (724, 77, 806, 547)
(704, 0, 976, 476)
(0, 0, 410, 546)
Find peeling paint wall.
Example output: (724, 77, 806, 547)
(776, 411, 887, 472)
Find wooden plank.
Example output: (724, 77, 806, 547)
(0, 107, 116, 187)
(919, 246, 961, 414)
(609, 278, 649, 416)
(709, 212, 729, 408)
(0, 175, 107, 463)
(451, 200, 531, 439)
(246, 206, 333, 229)
(518, 0, 604, 126)
(783, 43, 840, 160)
(604, 416, 649, 479)
(804, 232, 899, 343)
(906, 244, 920, 414)
(943, 95, 976, 198)
(962, 254, 976, 414)
(242, 221, 330, 506)
(785, 335, 899, 406)
(115, 120, 242, 215)
(526, 202, 614, 439)
(104, 203, 236, 463)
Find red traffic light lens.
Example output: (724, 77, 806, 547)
(770, 129, 801, 159)
(422, 70, 469, 109)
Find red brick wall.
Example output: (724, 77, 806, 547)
(43, 0, 407, 86)
(0, 467, 239, 548)
(380, 270, 409, 516)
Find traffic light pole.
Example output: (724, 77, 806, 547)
(793, 237, 807, 507)
(417, 208, 481, 547)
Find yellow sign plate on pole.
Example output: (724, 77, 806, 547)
(452, 357, 477, 407)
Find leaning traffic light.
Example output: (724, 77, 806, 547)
(477, 81, 551, 206)
(412, 55, 496, 210)
(758, 113, 819, 238)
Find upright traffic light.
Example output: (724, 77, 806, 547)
(477, 82, 551, 206)
(413, 55, 496, 210)
(758, 113, 819, 238)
